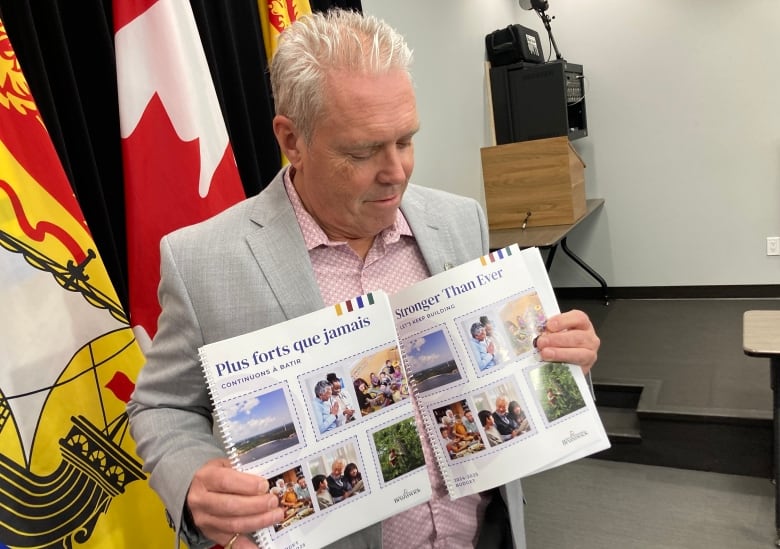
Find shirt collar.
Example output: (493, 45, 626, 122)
(283, 166, 413, 251)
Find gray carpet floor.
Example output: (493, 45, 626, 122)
(521, 297, 780, 548)
(523, 457, 775, 549)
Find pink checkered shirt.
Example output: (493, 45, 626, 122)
(283, 171, 488, 548)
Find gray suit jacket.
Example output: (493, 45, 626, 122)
(127, 169, 525, 549)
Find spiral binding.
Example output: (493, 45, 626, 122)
(398, 343, 457, 496)
(199, 347, 241, 466)
(199, 346, 278, 548)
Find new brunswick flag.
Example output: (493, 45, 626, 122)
(258, 0, 312, 167)
(0, 19, 171, 549)
(258, 0, 312, 63)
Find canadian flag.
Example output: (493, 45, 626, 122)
(114, 0, 245, 348)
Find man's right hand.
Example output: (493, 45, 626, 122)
(187, 458, 284, 548)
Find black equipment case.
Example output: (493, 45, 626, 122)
(485, 24, 544, 66)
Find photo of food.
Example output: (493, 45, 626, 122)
(268, 465, 315, 532)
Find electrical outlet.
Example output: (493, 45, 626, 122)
(767, 237, 780, 256)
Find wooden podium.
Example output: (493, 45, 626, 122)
(480, 136, 586, 229)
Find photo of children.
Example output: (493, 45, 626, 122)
(471, 380, 533, 446)
(529, 362, 587, 423)
(401, 328, 462, 392)
(223, 386, 301, 467)
(432, 399, 486, 460)
(371, 416, 427, 483)
(307, 442, 367, 511)
(349, 345, 409, 416)
(268, 465, 315, 532)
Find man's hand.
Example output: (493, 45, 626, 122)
(187, 458, 284, 548)
(534, 309, 599, 374)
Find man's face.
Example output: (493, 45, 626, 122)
(473, 327, 486, 341)
(289, 69, 419, 244)
(331, 462, 344, 477)
(496, 399, 507, 414)
(318, 385, 332, 402)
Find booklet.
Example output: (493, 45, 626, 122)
(390, 244, 610, 499)
(199, 292, 431, 549)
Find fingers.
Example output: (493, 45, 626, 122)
(535, 310, 600, 372)
(187, 459, 284, 546)
(544, 309, 593, 333)
(198, 458, 271, 495)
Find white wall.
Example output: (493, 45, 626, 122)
(362, 0, 780, 288)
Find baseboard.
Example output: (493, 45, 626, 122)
(556, 285, 780, 300)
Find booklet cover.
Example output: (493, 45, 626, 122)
(200, 292, 431, 549)
(390, 244, 610, 499)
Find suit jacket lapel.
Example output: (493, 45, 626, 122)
(245, 172, 324, 320)
(402, 185, 457, 276)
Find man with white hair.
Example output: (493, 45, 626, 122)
(127, 9, 599, 549)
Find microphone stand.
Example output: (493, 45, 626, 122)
(536, 7, 564, 61)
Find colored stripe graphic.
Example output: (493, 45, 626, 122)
(334, 293, 376, 316)
(482, 246, 513, 266)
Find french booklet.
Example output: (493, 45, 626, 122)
(390, 244, 610, 499)
(199, 292, 431, 549)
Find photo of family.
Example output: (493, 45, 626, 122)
(307, 442, 367, 512)
(370, 416, 427, 483)
(348, 345, 410, 416)
(471, 380, 533, 447)
(529, 362, 587, 423)
(400, 328, 463, 393)
(268, 465, 315, 533)
(302, 345, 410, 438)
(223, 385, 301, 467)
(432, 399, 487, 460)
(459, 291, 548, 374)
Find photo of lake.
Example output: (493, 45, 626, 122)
(225, 386, 302, 466)
(401, 329, 462, 393)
